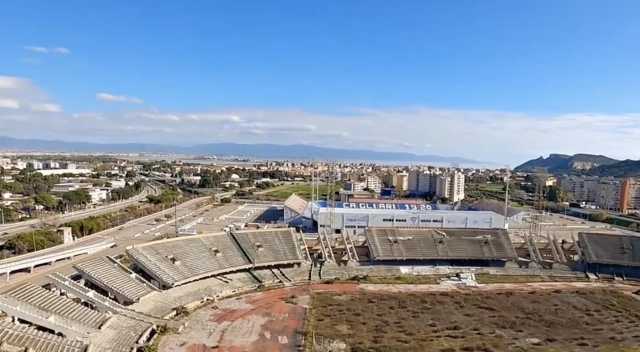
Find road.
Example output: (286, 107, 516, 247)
(0, 196, 224, 291)
(0, 183, 160, 238)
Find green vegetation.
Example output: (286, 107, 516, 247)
(0, 206, 19, 223)
(63, 202, 169, 237)
(0, 169, 60, 196)
(3, 230, 63, 255)
(62, 189, 92, 209)
(110, 181, 143, 201)
(34, 193, 57, 210)
(146, 189, 180, 205)
(258, 182, 343, 201)
(465, 182, 525, 205)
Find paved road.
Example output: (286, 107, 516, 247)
(0, 184, 160, 238)
(0, 196, 220, 291)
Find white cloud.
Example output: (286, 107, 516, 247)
(96, 92, 144, 104)
(2, 77, 640, 165)
(0, 98, 20, 109)
(0, 75, 62, 113)
(30, 103, 62, 113)
(0, 76, 27, 89)
(24, 46, 71, 55)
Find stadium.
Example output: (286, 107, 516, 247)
(0, 200, 640, 351)
(285, 195, 506, 234)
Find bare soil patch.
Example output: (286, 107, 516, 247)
(306, 288, 640, 352)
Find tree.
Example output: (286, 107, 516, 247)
(0, 206, 19, 223)
(62, 189, 91, 209)
(590, 211, 608, 222)
(545, 186, 567, 203)
(34, 193, 58, 210)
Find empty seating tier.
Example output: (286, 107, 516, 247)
(0, 321, 85, 352)
(579, 232, 640, 266)
(127, 233, 252, 288)
(366, 228, 516, 261)
(4, 283, 108, 330)
(232, 229, 303, 266)
(74, 257, 154, 304)
(88, 315, 154, 352)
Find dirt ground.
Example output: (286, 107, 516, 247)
(309, 286, 640, 352)
(159, 282, 640, 352)
(158, 283, 359, 352)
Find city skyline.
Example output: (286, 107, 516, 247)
(2, 1, 640, 164)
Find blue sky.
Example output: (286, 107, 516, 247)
(1, 1, 640, 164)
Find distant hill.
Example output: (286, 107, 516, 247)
(0, 135, 480, 165)
(515, 153, 619, 174)
(588, 160, 640, 177)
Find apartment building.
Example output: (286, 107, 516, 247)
(408, 169, 465, 202)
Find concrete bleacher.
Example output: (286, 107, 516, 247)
(130, 274, 259, 318)
(366, 228, 516, 262)
(127, 233, 252, 288)
(232, 228, 303, 266)
(0, 283, 108, 339)
(0, 320, 86, 352)
(250, 268, 281, 285)
(74, 257, 155, 304)
(48, 272, 125, 314)
(579, 232, 640, 266)
(88, 315, 154, 352)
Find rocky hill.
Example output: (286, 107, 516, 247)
(515, 153, 619, 174)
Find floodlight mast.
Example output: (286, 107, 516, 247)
(504, 167, 510, 230)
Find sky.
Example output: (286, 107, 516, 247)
(1, 1, 640, 166)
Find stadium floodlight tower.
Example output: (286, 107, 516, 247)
(503, 167, 510, 230)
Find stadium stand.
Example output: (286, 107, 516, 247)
(130, 273, 260, 318)
(579, 232, 640, 266)
(127, 229, 306, 289)
(74, 257, 155, 304)
(579, 232, 640, 278)
(127, 233, 252, 288)
(48, 272, 125, 314)
(0, 283, 108, 339)
(231, 228, 304, 266)
(88, 315, 154, 352)
(0, 321, 86, 352)
(366, 228, 516, 262)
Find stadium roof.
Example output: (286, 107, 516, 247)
(284, 193, 308, 215)
(366, 228, 516, 261)
(579, 232, 640, 267)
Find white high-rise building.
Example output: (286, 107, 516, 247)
(365, 175, 382, 193)
(407, 169, 465, 202)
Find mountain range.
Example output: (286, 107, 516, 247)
(0, 136, 479, 165)
(515, 153, 640, 177)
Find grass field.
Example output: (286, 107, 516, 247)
(259, 182, 344, 201)
(306, 289, 640, 352)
